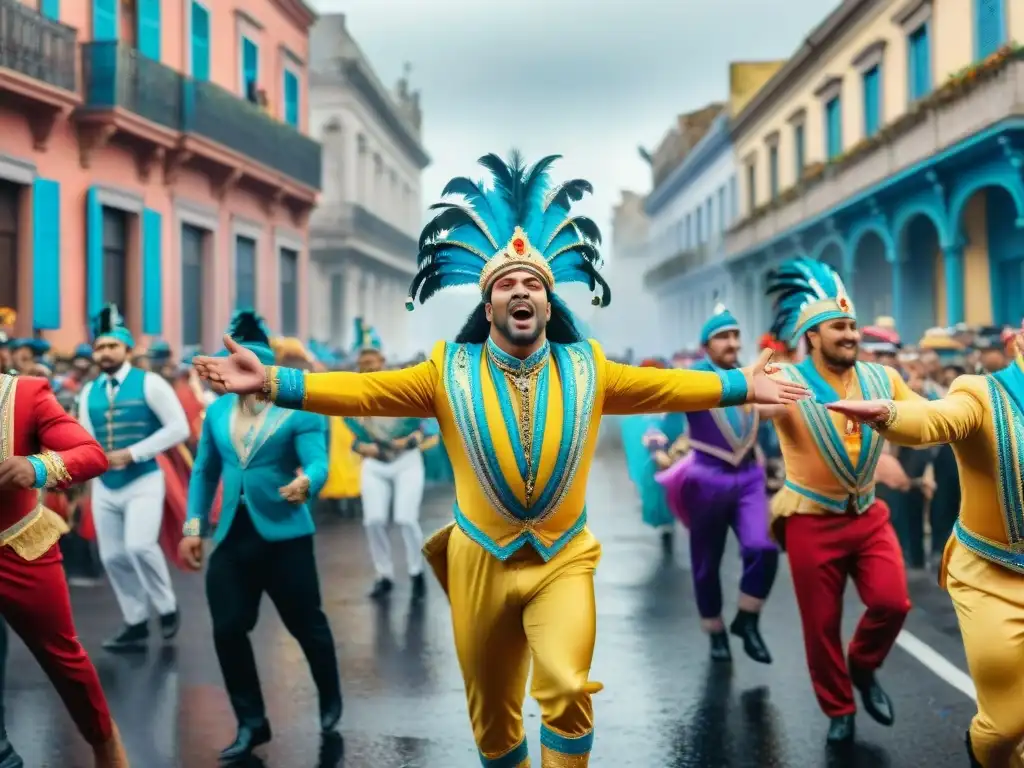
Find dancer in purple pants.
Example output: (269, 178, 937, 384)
(656, 305, 778, 663)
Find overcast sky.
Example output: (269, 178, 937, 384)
(310, 0, 835, 343)
(312, 0, 833, 234)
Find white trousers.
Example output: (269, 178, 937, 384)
(361, 449, 425, 579)
(92, 469, 177, 625)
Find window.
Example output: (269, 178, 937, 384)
(908, 24, 932, 101)
(283, 68, 299, 128)
(235, 235, 256, 309)
(794, 123, 806, 180)
(746, 162, 757, 213)
(825, 96, 842, 160)
(684, 213, 691, 248)
(769, 145, 779, 199)
(330, 273, 344, 343)
(0, 181, 18, 312)
(40, 0, 59, 20)
(705, 198, 713, 241)
(181, 225, 205, 346)
(102, 207, 128, 313)
(717, 186, 726, 231)
(863, 65, 881, 137)
(696, 206, 703, 244)
(279, 248, 298, 336)
(975, 0, 1005, 60)
(729, 175, 737, 220)
(241, 36, 259, 100)
(190, 1, 210, 82)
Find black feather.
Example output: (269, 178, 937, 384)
(546, 179, 593, 212)
(228, 310, 270, 346)
(568, 216, 603, 245)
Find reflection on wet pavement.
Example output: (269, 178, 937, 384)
(6, 454, 974, 766)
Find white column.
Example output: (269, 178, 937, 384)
(363, 270, 378, 335)
(309, 262, 330, 341)
(375, 277, 392, 353)
(342, 262, 362, 349)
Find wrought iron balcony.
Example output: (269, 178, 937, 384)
(183, 79, 321, 190)
(643, 240, 722, 289)
(79, 42, 321, 191)
(311, 202, 417, 262)
(0, 0, 77, 92)
(80, 42, 182, 130)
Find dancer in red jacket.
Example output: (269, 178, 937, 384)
(0, 373, 128, 767)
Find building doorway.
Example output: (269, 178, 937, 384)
(0, 181, 19, 315)
(181, 224, 206, 347)
(102, 206, 128, 315)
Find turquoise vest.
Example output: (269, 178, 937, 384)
(87, 368, 161, 490)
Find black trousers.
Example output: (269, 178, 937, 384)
(206, 504, 341, 727)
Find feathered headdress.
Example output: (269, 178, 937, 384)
(351, 318, 382, 354)
(766, 258, 855, 343)
(407, 150, 609, 310)
(221, 309, 275, 365)
(700, 302, 740, 345)
(91, 304, 135, 349)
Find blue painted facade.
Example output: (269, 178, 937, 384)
(727, 118, 1024, 343)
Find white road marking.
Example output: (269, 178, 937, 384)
(895, 630, 977, 701)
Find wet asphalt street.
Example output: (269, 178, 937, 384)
(7, 449, 977, 767)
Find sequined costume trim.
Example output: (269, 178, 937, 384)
(480, 737, 530, 767)
(539, 724, 592, 767)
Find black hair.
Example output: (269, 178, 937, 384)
(454, 288, 586, 345)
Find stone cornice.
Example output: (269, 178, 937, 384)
(272, 0, 318, 32)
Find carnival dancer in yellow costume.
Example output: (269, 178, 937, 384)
(829, 329, 1024, 767)
(192, 151, 808, 767)
(763, 258, 920, 747)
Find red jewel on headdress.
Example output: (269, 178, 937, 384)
(838, 297, 850, 311)
(512, 238, 526, 255)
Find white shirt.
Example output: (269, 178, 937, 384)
(78, 362, 191, 463)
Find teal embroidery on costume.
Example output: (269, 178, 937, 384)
(691, 359, 757, 450)
(443, 340, 596, 556)
(274, 368, 306, 410)
(541, 724, 594, 755)
(344, 416, 420, 445)
(479, 736, 529, 767)
(717, 367, 748, 407)
(454, 504, 588, 562)
(986, 368, 1024, 548)
(783, 361, 892, 509)
(953, 519, 1024, 574)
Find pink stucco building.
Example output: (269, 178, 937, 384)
(0, 0, 320, 354)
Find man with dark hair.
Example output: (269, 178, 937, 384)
(761, 258, 922, 746)
(193, 151, 807, 766)
(656, 304, 777, 665)
(0, 371, 128, 766)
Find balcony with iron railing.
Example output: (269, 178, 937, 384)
(642, 239, 723, 290)
(0, 0, 79, 148)
(311, 202, 418, 269)
(78, 42, 321, 194)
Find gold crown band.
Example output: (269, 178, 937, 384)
(795, 297, 856, 334)
(478, 227, 555, 292)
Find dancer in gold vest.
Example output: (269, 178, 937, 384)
(192, 151, 808, 766)
(829, 330, 1024, 767)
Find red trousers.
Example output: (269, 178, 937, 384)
(0, 543, 112, 744)
(785, 501, 911, 717)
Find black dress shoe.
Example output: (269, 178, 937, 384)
(826, 714, 855, 743)
(159, 610, 180, 640)
(850, 665, 894, 726)
(368, 578, 393, 600)
(320, 698, 342, 733)
(219, 722, 271, 762)
(965, 729, 982, 767)
(0, 741, 24, 768)
(102, 621, 149, 652)
(410, 573, 426, 601)
(729, 610, 772, 664)
(709, 631, 732, 662)
(660, 530, 673, 557)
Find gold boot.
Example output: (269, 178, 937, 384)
(93, 721, 130, 768)
(540, 745, 589, 767)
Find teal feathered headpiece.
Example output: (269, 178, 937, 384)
(406, 150, 610, 310)
(767, 258, 856, 343)
(220, 309, 275, 365)
(351, 318, 382, 354)
(91, 304, 135, 349)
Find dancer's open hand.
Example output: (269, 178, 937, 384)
(826, 399, 892, 426)
(193, 336, 265, 395)
(740, 349, 809, 405)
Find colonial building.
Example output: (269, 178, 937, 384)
(0, 0, 321, 353)
(592, 190, 651, 359)
(307, 14, 429, 360)
(726, 0, 1021, 343)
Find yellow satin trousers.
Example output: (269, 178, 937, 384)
(945, 539, 1024, 767)
(446, 524, 602, 767)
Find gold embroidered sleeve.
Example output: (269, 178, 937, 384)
(31, 450, 74, 489)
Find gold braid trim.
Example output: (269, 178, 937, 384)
(32, 450, 72, 488)
(540, 746, 589, 767)
(2, 505, 69, 561)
